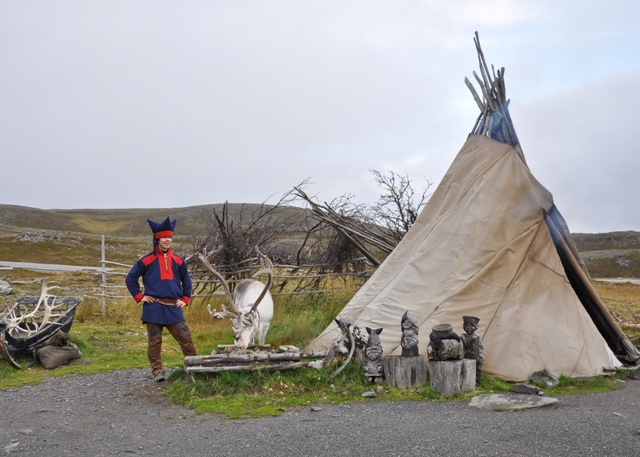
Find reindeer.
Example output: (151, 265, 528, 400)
(198, 246, 274, 348)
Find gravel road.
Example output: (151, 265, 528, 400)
(0, 261, 105, 272)
(1, 369, 639, 457)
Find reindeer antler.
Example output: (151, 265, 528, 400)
(207, 303, 239, 320)
(185, 244, 222, 263)
(252, 246, 273, 279)
(4, 280, 65, 339)
(249, 247, 273, 312)
(198, 245, 240, 316)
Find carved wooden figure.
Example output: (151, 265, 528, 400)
(427, 324, 463, 361)
(384, 311, 426, 388)
(460, 315, 485, 380)
(362, 327, 384, 383)
(401, 310, 419, 357)
(324, 318, 356, 378)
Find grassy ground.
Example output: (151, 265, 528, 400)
(593, 281, 640, 346)
(1, 268, 639, 418)
(0, 268, 353, 393)
(0, 225, 187, 266)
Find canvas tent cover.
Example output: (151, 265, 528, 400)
(308, 134, 624, 381)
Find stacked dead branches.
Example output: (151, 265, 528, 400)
(292, 170, 431, 268)
(465, 31, 520, 149)
(293, 186, 398, 267)
(187, 195, 301, 296)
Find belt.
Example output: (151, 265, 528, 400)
(151, 297, 179, 306)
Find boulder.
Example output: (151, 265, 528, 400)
(469, 393, 559, 411)
(0, 279, 12, 295)
(511, 384, 544, 395)
(529, 369, 560, 388)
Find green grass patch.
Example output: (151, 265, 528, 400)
(165, 362, 439, 418)
(531, 372, 631, 396)
(475, 374, 514, 393)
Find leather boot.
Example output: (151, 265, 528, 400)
(166, 321, 196, 356)
(146, 322, 164, 375)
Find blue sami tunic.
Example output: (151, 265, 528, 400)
(125, 247, 192, 325)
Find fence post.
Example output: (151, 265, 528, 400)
(101, 235, 107, 314)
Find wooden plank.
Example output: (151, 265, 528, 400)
(184, 351, 326, 366)
(216, 344, 271, 350)
(16, 296, 82, 305)
(186, 362, 309, 373)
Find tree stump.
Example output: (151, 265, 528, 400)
(428, 360, 462, 396)
(428, 359, 476, 395)
(460, 359, 476, 392)
(383, 355, 426, 388)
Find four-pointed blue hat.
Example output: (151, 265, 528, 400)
(147, 217, 176, 239)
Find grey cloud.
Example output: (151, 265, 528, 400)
(1, 1, 639, 233)
(514, 73, 640, 232)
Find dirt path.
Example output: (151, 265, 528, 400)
(1, 369, 639, 457)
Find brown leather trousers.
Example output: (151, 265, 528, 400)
(146, 321, 196, 375)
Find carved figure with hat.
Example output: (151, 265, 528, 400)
(460, 315, 485, 380)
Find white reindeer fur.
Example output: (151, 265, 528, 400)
(232, 279, 274, 347)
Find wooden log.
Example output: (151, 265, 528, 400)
(460, 359, 476, 392)
(16, 295, 83, 305)
(383, 355, 426, 389)
(216, 344, 271, 350)
(465, 77, 486, 112)
(428, 360, 462, 396)
(186, 362, 308, 373)
(184, 351, 326, 366)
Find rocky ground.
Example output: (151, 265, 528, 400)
(1, 369, 639, 457)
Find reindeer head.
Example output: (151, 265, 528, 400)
(209, 301, 262, 348)
(230, 309, 260, 348)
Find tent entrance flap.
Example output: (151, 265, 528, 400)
(545, 206, 640, 362)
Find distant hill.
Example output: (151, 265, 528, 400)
(571, 231, 640, 252)
(572, 231, 640, 278)
(0, 203, 638, 277)
(0, 203, 309, 238)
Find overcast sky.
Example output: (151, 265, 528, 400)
(1, 1, 639, 233)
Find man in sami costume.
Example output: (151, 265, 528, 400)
(126, 217, 196, 382)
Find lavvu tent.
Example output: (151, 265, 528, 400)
(307, 34, 639, 380)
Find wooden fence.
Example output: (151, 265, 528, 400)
(97, 236, 374, 313)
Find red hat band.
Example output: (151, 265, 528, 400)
(155, 230, 173, 239)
